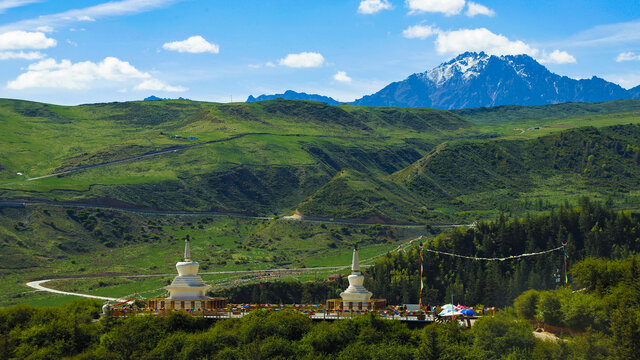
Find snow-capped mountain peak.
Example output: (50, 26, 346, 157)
(423, 52, 491, 86)
(353, 51, 634, 109)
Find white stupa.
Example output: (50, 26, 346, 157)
(164, 237, 211, 299)
(340, 248, 372, 307)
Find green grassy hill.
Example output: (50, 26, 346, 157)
(393, 124, 640, 214)
(453, 99, 640, 125)
(296, 169, 429, 223)
(0, 98, 477, 216)
(4, 97, 640, 307)
(2, 97, 640, 220)
(0, 204, 423, 307)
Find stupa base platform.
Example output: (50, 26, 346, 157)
(147, 297, 227, 311)
(326, 298, 386, 311)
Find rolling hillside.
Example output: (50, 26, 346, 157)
(3, 97, 640, 307)
(392, 125, 640, 212)
(2, 98, 640, 222)
(0, 98, 476, 218)
(453, 99, 640, 125)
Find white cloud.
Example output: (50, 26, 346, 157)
(7, 56, 151, 89)
(358, 0, 392, 14)
(248, 61, 276, 69)
(162, 35, 219, 54)
(402, 24, 439, 39)
(0, 31, 56, 50)
(538, 50, 576, 64)
(433, 27, 577, 65)
(616, 51, 640, 62)
(66, 39, 78, 47)
(279, 52, 324, 68)
(77, 15, 95, 22)
(435, 28, 538, 56)
(35, 25, 53, 33)
(406, 0, 465, 15)
(134, 78, 186, 92)
(0, 0, 41, 13)
(0, 0, 178, 32)
(333, 71, 352, 83)
(0, 50, 44, 60)
(465, 2, 494, 17)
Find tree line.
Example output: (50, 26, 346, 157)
(216, 198, 640, 308)
(366, 197, 640, 307)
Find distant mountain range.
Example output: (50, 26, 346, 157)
(144, 95, 190, 101)
(247, 52, 640, 109)
(246, 90, 342, 105)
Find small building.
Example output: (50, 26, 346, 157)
(326, 248, 386, 311)
(147, 237, 226, 311)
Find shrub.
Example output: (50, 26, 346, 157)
(538, 292, 563, 326)
(514, 289, 540, 320)
(471, 314, 535, 358)
(562, 292, 607, 331)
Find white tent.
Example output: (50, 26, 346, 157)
(439, 309, 463, 317)
(440, 304, 455, 311)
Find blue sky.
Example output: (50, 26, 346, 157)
(0, 0, 639, 105)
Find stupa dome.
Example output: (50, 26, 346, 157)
(164, 237, 211, 300)
(340, 248, 372, 302)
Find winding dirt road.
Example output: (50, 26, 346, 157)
(26, 279, 124, 301)
(24, 266, 353, 302)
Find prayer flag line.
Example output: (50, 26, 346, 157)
(420, 244, 565, 261)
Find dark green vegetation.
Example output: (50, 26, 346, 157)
(2, 279, 634, 360)
(2, 202, 639, 359)
(393, 125, 640, 214)
(363, 198, 640, 307)
(512, 255, 640, 360)
(211, 278, 350, 305)
(207, 199, 640, 308)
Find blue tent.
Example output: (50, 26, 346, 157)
(460, 308, 475, 316)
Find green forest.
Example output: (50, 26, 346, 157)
(2, 253, 637, 359)
(367, 197, 640, 306)
(2, 199, 640, 359)
(213, 198, 639, 307)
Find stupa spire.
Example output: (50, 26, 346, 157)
(164, 235, 210, 299)
(340, 245, 372, 307)
(351, 247, 360, 272)
(184, 235, 191, 262)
